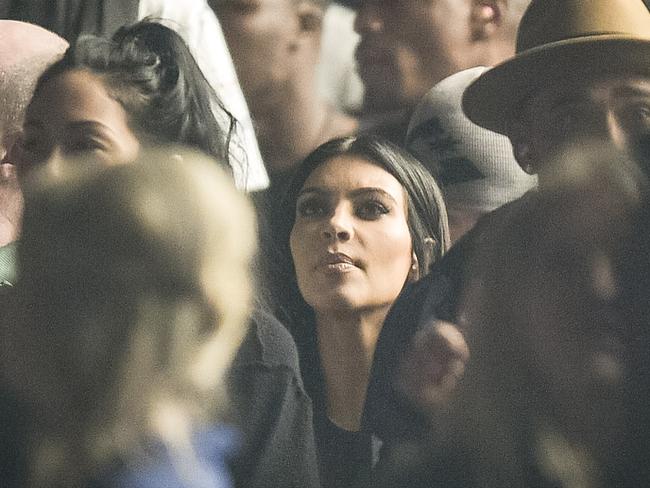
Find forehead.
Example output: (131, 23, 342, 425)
(527, 76, 650, 111)
(31, 70, 108, 109)
(28, 70, 128, 124)
(302, 154, 405, 198)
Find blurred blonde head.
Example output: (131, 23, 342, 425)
(16, 146, 256, 486)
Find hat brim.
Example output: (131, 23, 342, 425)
(462, 36, 650, 135)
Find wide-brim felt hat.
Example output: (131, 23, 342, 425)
(463, 0, 650, 135)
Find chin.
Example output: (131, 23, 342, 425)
(308, 291, 363, 315)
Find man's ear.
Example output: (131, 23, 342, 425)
(505, 110, 538, 175)
(512, 140, 537, 175)
(297, 1, 324, 34)
(469, 0, 503, 41)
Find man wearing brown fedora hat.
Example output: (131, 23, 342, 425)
(463, 0, 650, 183)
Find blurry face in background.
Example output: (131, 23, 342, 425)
(213, 0, 304, 111)
(354, 0, 472, 113)
(516, 76, 650, 185)
(16, 69, 140, 176)
(290, 155, 413, 316)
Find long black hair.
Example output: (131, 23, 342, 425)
(33, 19, 236, 169)
(271, 134, 449, 402)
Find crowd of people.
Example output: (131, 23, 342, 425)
(1, 0, 649, 487)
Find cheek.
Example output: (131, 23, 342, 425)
(289, 223, 310, 279)
(365, 222, 413, 283)
(118, 131, 141, 164)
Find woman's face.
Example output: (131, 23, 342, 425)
(290, 155, 414, 315)
(17, 69, 140, 174)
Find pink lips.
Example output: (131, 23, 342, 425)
(318, 252, 358, 273)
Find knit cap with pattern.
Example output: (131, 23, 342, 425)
(406, 66, 537, 213)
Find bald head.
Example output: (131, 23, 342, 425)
(1, 21, 68, 156)
(0, 21, 67, 246)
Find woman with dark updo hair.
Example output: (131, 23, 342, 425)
(15, 19, 237, 175)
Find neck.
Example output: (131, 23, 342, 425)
(315, 306, 390, 431)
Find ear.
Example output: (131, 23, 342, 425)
(407, 251, 420, 283)
(469, 0, 503, 41)
(296, 1, 324, 34)
(512, 140, 537, 175)
(506, 115, 538, 175)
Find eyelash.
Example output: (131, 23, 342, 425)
(357, 199, 390, 219)
(69, 140, 103, 152)
(296, 198, 327, 218)
(295, 197, 391, 220)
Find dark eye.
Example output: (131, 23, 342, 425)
(296, 196, 329, 218)
(626, 103, 650, 128)
(633, 105, 650, 119)
(356, 199, 390, 220)
(66, 138, 105, 154)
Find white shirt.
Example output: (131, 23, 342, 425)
(317, 3, 364, 115)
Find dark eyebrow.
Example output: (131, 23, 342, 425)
(23, 120, 111, 135)
(65, 121, 111, 133)
(349, 187, 398, 204)
(297, 186, 398, 205)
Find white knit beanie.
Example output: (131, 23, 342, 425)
(406, 67, 537, 213)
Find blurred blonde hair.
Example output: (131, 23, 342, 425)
(17, 146, 256, 486)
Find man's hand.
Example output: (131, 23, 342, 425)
(395, 320, 469, 413)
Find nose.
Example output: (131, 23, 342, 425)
(321, 207, 353, 242)
(605, 110, 629, 152)
(354, 1, 384, 35)
(41, 147, 67, 180)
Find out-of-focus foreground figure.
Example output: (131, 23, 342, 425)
(437, 145, 649, 487)
(2, 148, 256, 487)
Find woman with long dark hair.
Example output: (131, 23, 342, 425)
(273, 134, 449, 487)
